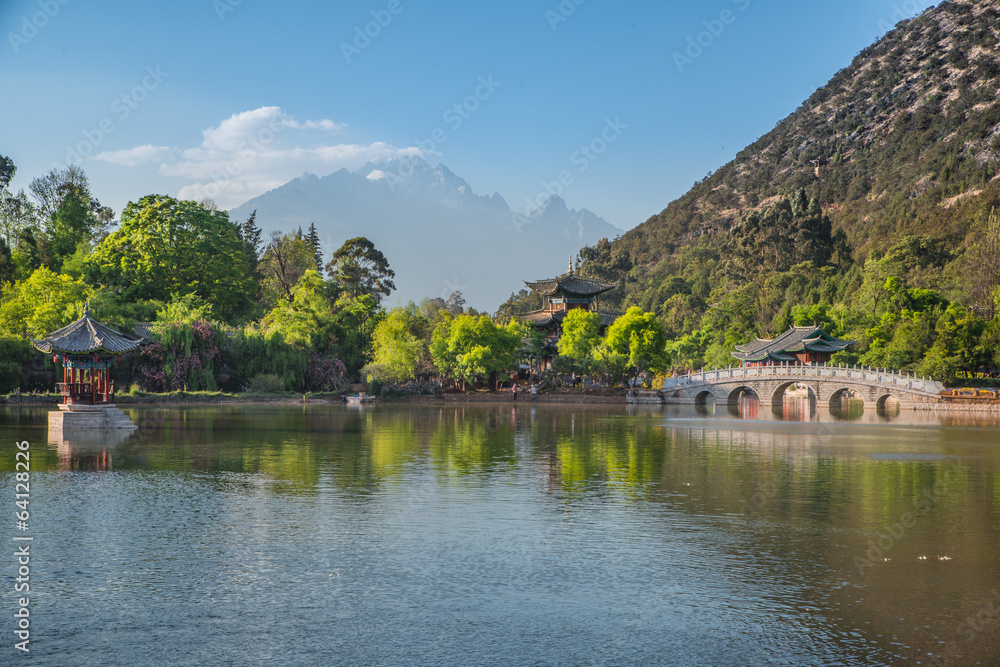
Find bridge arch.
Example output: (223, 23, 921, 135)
(727, 386, 759, 406)
(769, 381, 817, 407)
(829, 387, 862, 410)
(695, 390, 716, 407)
(875, 393, 901, 415)
(726, 386, 761, 417)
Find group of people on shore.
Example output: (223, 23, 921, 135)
(510, 382, 537, 401)
(510, 372, 589, 401)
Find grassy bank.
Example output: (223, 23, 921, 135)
(0, 390, 347, 405)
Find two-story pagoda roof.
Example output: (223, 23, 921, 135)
(30, 306, 143, 356)
(731, 326, 851, 364)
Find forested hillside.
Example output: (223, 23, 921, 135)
(560, 0, 1000, 380)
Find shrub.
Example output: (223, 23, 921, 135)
(305, 352, 348, 392)
(244, 373, 286, 393)
(0, 361, 21, 393)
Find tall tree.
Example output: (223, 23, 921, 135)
(429, 313, 522, 389)
(29, 165, 90, 218)
(558, 309, 602, 362)
(46, 186, 97, 264)
(307, 223, 323, 272)
(263, 269, 345, 352)
(964, 207, 1000, 319)
(29, 166, 114, 242)
(0, 155, 14, 190)
(325, 236, 396, 303)
(85, 194, 255, 322)
(0, 157, 37, 249)
(0, 237, 14, 285)
(599, 306, 668, 385)
(0, 267, 89, 337)
(364, 306, 433, 383)
(259, 231, 315, 306)
(0, 189, 37, 248)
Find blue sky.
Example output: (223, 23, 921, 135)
(1, 0, 936, 230)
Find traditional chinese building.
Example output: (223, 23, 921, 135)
(517, 260, 619, 368)
(31, 305, 142, 431)
(731, 326, 852, 366)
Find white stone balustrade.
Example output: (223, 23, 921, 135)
(662, 363, 944, 397)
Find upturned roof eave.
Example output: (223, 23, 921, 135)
(31, 314, 143, 355)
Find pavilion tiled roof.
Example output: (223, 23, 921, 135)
(524, 274, 617, 297)
(731, 326, 851, 363)
(518, 310, 620, 328)
(31, 307, 143, 355)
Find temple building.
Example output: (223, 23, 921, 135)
(31, 305, 142, 431)
(517, 260, 619, 367)
(731, 326, 852, 366)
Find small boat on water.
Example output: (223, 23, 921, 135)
(345, 394, 377, 406)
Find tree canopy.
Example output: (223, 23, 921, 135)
(85, 194, 256, 322)
(326, 236, 395, 303)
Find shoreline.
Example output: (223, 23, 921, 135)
(3, 391, 1000, 412)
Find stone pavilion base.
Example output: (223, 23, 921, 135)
(48, 404, 138, 431)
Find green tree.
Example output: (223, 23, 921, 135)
(961, 207, 1000, 318)
(333, 292, 384, 373)
(599, 306, 668, 385)
(917, 303, 987, 381)
(0, 189, 37, 248)
(0, 155, 14, 190)
(325, 236, 396, 303)
(558, 309, 601, 364)
(430, 314, 522, 388)
(263, 270, 346, 352)
(0, 267, 89, 337)
(30, 166, 114, 240)
(85, 195, 255, 322)
(0, 237, 13, 285)
(46, 186, 99, 267)
(10, 227, 43, 280)
(259, 231, 315, 306)
(238, 209, 264, 274)
(365, 306, 433, 383)
(307, 223, 323, 272)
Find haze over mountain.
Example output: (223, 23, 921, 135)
(229, 157, 621, 310)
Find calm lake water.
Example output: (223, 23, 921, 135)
(1, 401, 999, 666)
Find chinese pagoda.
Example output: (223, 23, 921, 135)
(731, 326, 852, 366)
(31, 305, 142, 431)
(517, 259, 620, 367)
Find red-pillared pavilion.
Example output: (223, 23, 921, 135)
(31, 305, 142, 406)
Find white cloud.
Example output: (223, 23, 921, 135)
(98, 107, 419, 209)
(94, 144, 174, 167)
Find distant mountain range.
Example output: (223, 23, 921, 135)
(228, 157, 622, 309)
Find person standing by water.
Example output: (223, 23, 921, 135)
(531, 384, 537, 401)
(512, 382, 518, 402)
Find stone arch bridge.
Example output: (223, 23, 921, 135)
(659, 364, 945, 411)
